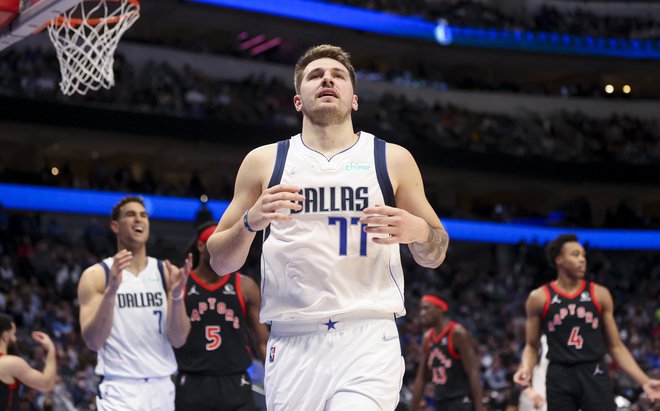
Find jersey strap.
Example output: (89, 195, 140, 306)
(267, 139, 291, 188)
(157, 259, 167, 291)
(99, 261, 110, 286)
(374, 137, 395, 206)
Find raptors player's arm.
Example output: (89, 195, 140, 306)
(409, 330, 432, 411)
(514, 287, 545, 387)
(596, 285, 660, 401)
(454, 325, 485, 411)
(0, 332, 57, 391)
(77, 249, 132, 351)
(240, 274, 270, 363)
(207, 144, 305, 275)
(164, 254, 192, 348)
(360, 143, 448, 268)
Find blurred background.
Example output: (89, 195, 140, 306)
(0, 0, 659, 409)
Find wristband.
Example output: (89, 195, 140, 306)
(171, 291, 184, 301)
(243, 210, 256, 233)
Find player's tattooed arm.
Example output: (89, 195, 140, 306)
(410, 224, 449, 268)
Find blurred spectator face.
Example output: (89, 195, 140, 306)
(111, 201, 150, 247)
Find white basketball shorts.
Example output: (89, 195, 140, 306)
(265, 313, 405, 411)
(96, 375, 175, 411)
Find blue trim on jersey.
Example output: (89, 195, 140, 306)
(267, 139, 290, 188)
(388, 254, 405, 309)
(300, 132, 362, 162)
(264, 139, 291, 243)
(374, 137, 395, 207)
(99, 261, 110, 287)
(157, 259, 167, 291)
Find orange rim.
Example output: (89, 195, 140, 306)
(50, 0, 140, 27)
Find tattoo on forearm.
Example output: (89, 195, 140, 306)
(411, 226, 449, 267)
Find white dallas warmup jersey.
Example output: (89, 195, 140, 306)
(95, 257, 177, 378)
(261, 132, 405, 323)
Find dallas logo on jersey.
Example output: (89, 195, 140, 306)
(291, 186, 369, 214)
(117, 291, 163, 308)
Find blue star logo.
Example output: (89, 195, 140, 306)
(323, 319, 338, 330)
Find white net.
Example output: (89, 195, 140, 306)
(47, 0, 140, 96)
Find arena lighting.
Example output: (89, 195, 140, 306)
(623, 84, 631, 94)
(2, 183, 660, 250)
(185, 0, 660, 59)
(605, 84, 615, 94)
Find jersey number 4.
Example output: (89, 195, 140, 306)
(329, 217, 367, 256)
(567, 326, 584, 349)
(205, 325, 222, 350)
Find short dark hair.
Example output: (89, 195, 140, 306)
(545, 234, 579, 268)
(0, 313, 13, 334)
(294, 44, 356, 94)
(111, 196, 145, 221)
(186, 221, 217, 268)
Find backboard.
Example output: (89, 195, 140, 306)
(0, 0, 81, 51)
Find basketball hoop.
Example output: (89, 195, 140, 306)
(46, 0, 140, 96)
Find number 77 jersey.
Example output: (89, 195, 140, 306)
(260, 132, 405, 323)
(541, 280, 607, 364)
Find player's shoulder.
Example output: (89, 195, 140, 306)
(78, 262, 107, 291)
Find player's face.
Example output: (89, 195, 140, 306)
(557, 241, 587, 278)
(419, 301, 442, 327)
(294, 58, 358, 125)
(2, 323, 18, 355)
(112, 201, 150, 246)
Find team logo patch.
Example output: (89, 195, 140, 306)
(223, 284, 236, 295)
(551, 295, 562, 304)
(580, 292, 592, 302)
(187, 285, 200, 296)
(269, 346, 276, 363)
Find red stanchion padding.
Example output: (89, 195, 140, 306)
(0, 0, 20, 28)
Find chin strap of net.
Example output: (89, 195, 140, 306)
(47, 0, 140, 96)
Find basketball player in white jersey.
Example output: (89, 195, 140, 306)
(207, 44, 449, 410)
(77, 196, 192, 411)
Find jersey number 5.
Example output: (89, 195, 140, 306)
(205, 325, 222, 350)
(329, 217, 367, 256)
(567, 326, 584, 349)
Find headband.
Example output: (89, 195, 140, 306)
(198, 225, 217, 244)
(422, 295, 448, 311)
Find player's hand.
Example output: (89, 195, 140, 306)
(107, 249, 132, 294)
(246, 184, 305, 231)
(32, 331, 55, 354)
(165, 253, 192, 300)
(513, 368, 531, 387)
(643, 378, 660, 402)
(524, 387, 546, 409)
(359, 205, 429, 245)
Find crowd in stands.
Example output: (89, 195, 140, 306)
(0, 206, 658, 410)
(2, 47, 660, 171)
(322, 0, 660, 41)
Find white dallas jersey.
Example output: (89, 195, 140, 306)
(95, 257, 177, 378)
(261, 132, 405, 322)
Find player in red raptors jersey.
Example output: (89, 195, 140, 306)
(514, 234, 660, 410)
(174, 223, 269, 411)
(410, 295, 484, 411)
(0, 313, 57, 411)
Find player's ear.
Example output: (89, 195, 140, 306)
(293, 95, 303, 112)
(110, 220, 119, 234)
(352, 95, 358, 111)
